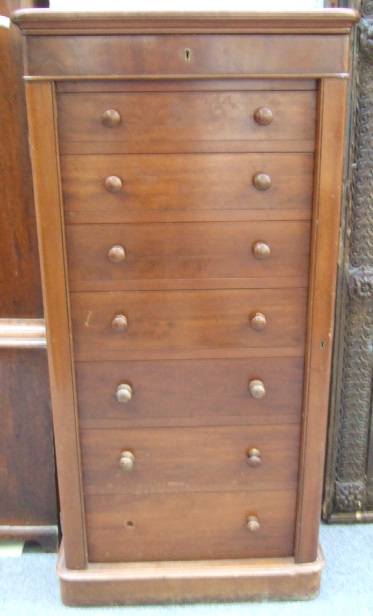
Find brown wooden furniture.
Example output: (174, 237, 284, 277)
(0, 0, 57, 551)
(14, 9, 358, 604)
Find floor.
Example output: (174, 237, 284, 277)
(1, 523, 372, 615)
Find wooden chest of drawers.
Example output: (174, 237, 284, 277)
(14, 8, 358, 606)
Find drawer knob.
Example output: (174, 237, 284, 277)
(119, 451, 135, 472)
(246, 516, 260, 533)
(252, 241, 271, 260)
(108, 245, 126, 263)
(116, 383, 133, 404)
(249, 379, 266, 399)
(111, 314, 128, 331)
(253, 107, 274, 126)
(252, 173, 271, 191)
(250, 312, 267, 331)
(102, 108, 121, 127)
(246, 448, 262, 468)
(104, 176, 123, 193)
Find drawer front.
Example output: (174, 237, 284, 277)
(75, 357, 304, 423)
(58, 90, 316, 144)
(66, 221, 311, 284)
(61, 153, 314, 213)
(81, 424, 300, 494)
(29, 32, 348, 78)
(85, 490, 296, 562)
(71, 288, 308, 354)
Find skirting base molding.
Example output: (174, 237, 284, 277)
(57, 543, 325, 606)
(0, 525, 58, 552)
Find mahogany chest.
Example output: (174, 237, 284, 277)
(13, 9, 358, 605)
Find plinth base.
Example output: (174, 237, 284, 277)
(57, 543, 325, 606)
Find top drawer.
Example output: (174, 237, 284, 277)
(57, 90, 316, 147)
(25, 32, 350, 78)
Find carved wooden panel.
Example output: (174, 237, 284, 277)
(323, 0, 373, 521)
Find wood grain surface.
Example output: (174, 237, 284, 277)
(61, 153, 314, 214)
(75, 356, 304, 425)
(57, 79, 317, 93)
(0, 348, 56, 527)
(80, 424, 300, 494)
(0, 0, 56, 546)
(25, 80, 87, 568)
(295, 78, 349, 564)
(71, 288, 308, 354)
(58, 547, 324, 606)
(0, 0, 42, 317)
(24, 32, 351, 77)
(66, 221, 311, 284)
(58, 90, 316, 144)
(12, 9, 360, 35)
(12, 8, 357, 602)
(84, 489, 297, 562)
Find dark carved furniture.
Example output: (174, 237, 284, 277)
(323, 0, 373, 523)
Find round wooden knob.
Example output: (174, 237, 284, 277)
(252, 173, 271, 191)
(246, 448, 262, 468)
(111, 314, 128, 332)
(102, 108, 121, 127)
(252, 242, 271, 260)
(253, 107, 274, 126)
(119, 451, 135, 472)
(104, 176, 123, 193)
(116, 384, 133, 404)
(249, 379, 266, 399)
(246, 516, 260, 533)
(250, 312, 267, 331)
(108, 245, 126, 263)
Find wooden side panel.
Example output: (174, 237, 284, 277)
(0, 0, 42, 317)
(295, 78, 349, 563)
(0, 349, 56, 527)
(25, 81, 86, 568)
(0, 0, 57, 544)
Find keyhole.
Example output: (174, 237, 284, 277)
(184, 48, 192, 61)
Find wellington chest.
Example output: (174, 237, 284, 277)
(13, 9, 359, 605)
